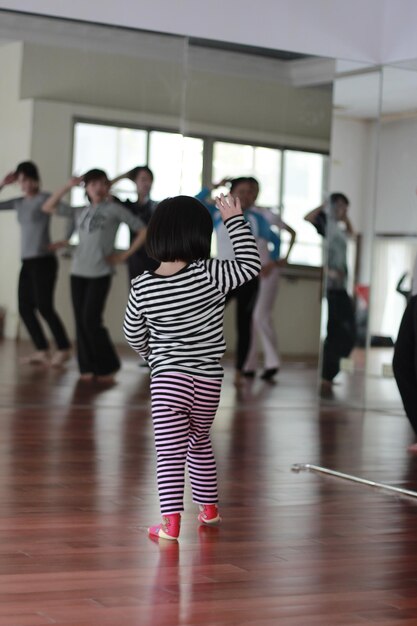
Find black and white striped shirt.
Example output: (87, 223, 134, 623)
(123, 215, 261, 379)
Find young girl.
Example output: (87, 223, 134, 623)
(0, 161, 71, 366)
(43, 169, 147, 382)
(123, 194, 261, 540)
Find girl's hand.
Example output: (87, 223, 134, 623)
(212, 177, 232, 189)
(66, 175, 84, 190)
(106, 252, 128, 265)
(215, 193, 242, 221)
(47, 240, 69, 252)
(1, 171, 17, 187)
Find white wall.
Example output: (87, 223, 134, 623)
(329, 115, 379, 283)
(375, 117, 417, 234)
(0, 42, 33, 337)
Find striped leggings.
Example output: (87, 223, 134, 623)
(150, 373, 222, 515)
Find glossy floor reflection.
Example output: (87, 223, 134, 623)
(1, 340, 417, 625)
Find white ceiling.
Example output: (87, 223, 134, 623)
(0, 0, 386, 63)
(3, 0, 417, 65)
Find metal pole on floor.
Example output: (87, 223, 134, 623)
(291, 463, 417, 500)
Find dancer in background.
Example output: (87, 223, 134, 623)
(393, 289, 417, 452)
(196, 177, 280, 384)
(305, 193, 356, 395)
(243, 177, 297, 381)
(393, 190, 417, 452)
(111, 166, 158, 280)
(43, 169, 147, 382)
(123, 193, 261, 540)
(0, 162, 71, 366)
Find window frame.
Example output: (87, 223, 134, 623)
(70, 117, 329, 262)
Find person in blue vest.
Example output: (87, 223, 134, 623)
(196, 177, 280, 384)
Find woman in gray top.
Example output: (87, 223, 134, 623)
(0, 161, 71, 366)
(43, 169, 147, 382)
(305, 193, 356, 396)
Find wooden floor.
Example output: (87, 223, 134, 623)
(2, 340, 417, 626)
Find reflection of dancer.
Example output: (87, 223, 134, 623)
(43, 169, 146, 382)
(196, 178, 280, 384)
(396, 273, 411, 301)
(123, 194, 260, 539)
(244, 178, 296, 380)
(393, 255, 417, 452)
(305, 193, 356, 395)
(0, 162, 71, 366)
(111, 166, 159, 280)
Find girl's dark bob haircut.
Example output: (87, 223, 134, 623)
(146, 195, 213, 263)
(129, 165, 154, 182)
(83, 168, 109, 186)
(330, 192, 349, 206)
(16, 161, 40, 182)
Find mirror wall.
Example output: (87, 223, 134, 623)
(0, 9, 336, 376)
(325, 60, 417, 418)
(182, 41, 333, 367)
(365, 64, 417, 412)
(321, 62, 382, 407)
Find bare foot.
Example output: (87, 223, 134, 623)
(51, 349, 71, 367)
(20, 351, 50, 366)
(79, 373, 94, 381)
(95, 374, 117, 384)
(407, 443, 417, 454)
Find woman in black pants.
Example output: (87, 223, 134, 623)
(43, 169, 147, 382)
(305, 193, 356, 395)
(393, 290, 417, 452)
(0, 162, 71, 366)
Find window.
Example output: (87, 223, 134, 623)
(71, 122, 203, 249)
(72, 123, 147, 207)
(71, 121, 328, 262)
(212, 142, 327, 265)
(148, 131, 203, 199)
(212, 141, 281, 207)
(281, 150, 327, 265)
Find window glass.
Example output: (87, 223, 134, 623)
(149, 131, 203, 199)
(282, 150, 327, 265)
(71, 123, 145, 249)
(212, 141, 281, 207)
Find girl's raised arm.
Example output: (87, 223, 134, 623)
(42, 176, 83, 214)
(205, 194, 261, 293)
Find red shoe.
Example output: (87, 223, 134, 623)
(198, 504, 221, 526)
(148, 513, 181, 540)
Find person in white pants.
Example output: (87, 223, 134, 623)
(243, 178, 296, 380)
